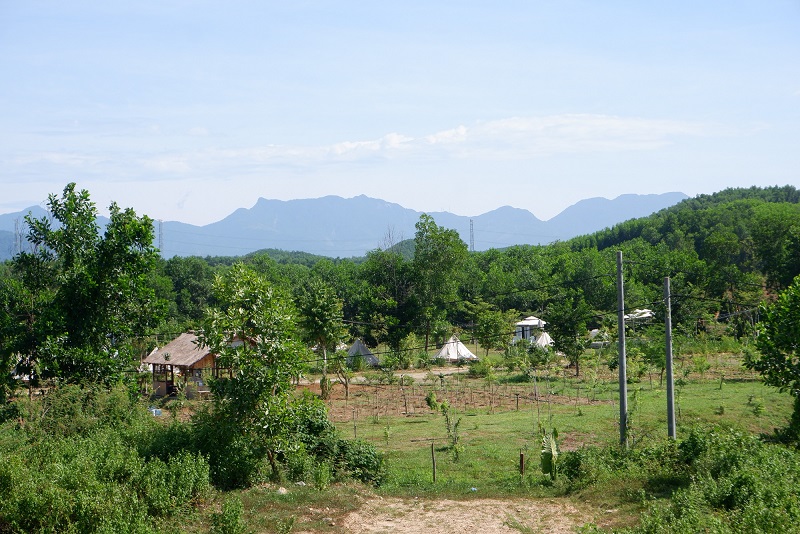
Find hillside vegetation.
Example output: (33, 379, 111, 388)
(1, 184, 800, 532)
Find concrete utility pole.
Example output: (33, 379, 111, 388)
(616, 251, 628, 448)
(664, 277, 676, 439)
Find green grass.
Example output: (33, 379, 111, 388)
(178, 348, 797, 531)
(323, 353, 793, 500)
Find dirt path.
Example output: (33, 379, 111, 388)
(334, 496, 607, 533)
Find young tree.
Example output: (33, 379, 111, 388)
(296, 278, 347, 399)
(746, 275, 800, 437)
(356, 247, 415, 349)
(196, 264, 306, 485)
(544, 294, 591, 376)
(0, 183, 163, 387)
(467, 300, 517, 356)
(412, 214, 468, 351)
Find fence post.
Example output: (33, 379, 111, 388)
(431, 441, 437, 483)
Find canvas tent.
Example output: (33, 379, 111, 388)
(435, 335, 478, 362)
(589, 328, 610, 349)
(534, 331, 554, 348)
(347, 338, 379, 367)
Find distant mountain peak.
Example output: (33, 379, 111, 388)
(0, 192, 688, 260)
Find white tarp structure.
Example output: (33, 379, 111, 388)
(347, 338, 379, 367)
(534, 331, 554, 348)
(624, 309, 654, 331)
(514, 316, 554, 349)
(624, 309, 654, 321)
(514, 316, 547, 342)
(435, 335, 478, 362)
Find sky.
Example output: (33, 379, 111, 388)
(1, 1, 798, 225)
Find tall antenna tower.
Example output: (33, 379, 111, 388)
(158, 220, 164, 252)
(469, 219, 474, 252)
(14, 218, 21, 255)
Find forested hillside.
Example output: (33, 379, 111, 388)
(139, 186, 800, 352)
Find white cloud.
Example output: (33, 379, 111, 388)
(142, 155, 191, 173)
(205, 113, 709, 167)
(5, 114, 712, 184)
(15, 152, 104, 167)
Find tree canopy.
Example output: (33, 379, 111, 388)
(747, 275, 800, 434)
(0, 183, 163, 389)
(196, 263, 307, 485)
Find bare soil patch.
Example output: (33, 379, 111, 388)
(334, 496, 609, 533)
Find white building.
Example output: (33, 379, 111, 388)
(513, 316, 554, 348)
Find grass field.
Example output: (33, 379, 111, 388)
(191, 347, 796, 532)
(321, 354, 791, 492)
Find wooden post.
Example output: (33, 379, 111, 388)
(516, 393, 520, 411)
(352, 409, 357, 440)
(431, 442, 437, 483)
(519, 450, 525, 476)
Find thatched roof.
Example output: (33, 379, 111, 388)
(144, 333, 212, 367)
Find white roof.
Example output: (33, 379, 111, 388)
(435, 335, 478, 361)
(516, 316, 547, 328)
(624, 309, 654, 320)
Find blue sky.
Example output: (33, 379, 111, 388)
(1, 1, 798, 225)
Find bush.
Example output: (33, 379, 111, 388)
(192, 406, 268, 489)
(593, 426, 800, 533)
(210, 496, 249, 534)
(334, 438, 387, 485)
(0, 424, 210, 533)
(467, 354, 504, 378)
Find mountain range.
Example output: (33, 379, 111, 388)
(0, 192, 688, 260)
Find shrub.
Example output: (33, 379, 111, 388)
(333, 438, 387, 485)
(210, 496, 250, 534)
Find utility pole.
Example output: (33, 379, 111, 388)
(616, 251, 628, 448)
(665, 277, 676, 439)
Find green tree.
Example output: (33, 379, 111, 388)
(751, 203, 800, 290)
(196, 264, 306, 485)
(0, 183, 163, 387)
(163, 255, 217, 324)
(746, 275, 800, 437)
(544, 294, 590, 376)
(467, 300, 517, 356)
(412, 214, 468, 351)
(355, 247, 415, 349)
(296, 278, 347, 399)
